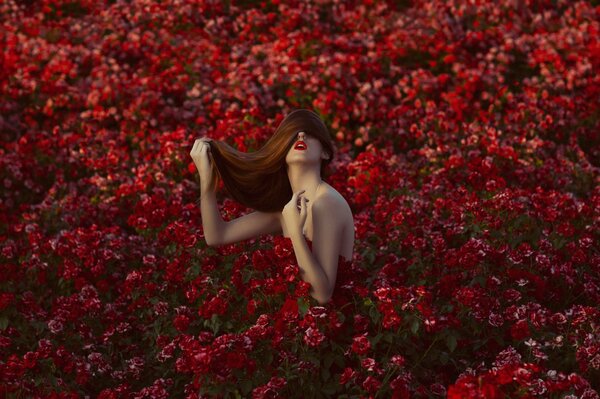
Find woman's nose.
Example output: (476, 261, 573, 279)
(298, 131, 305, 140)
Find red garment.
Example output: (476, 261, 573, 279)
(278, 236, 355, 310)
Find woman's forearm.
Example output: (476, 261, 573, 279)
(200, 187, 225, 246)
(288, 228, 331, 304)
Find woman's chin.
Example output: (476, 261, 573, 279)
(286, 155, 320, 165)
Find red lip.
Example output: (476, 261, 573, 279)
(294, 141, 307, 150)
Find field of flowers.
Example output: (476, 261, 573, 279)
(1, 0, 599, 397)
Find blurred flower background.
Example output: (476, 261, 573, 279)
(1, 0, 599, 397)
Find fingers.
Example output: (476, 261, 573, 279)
(191, 141, 210, 159)
(192, 139, 204, 154)
(299, 193, 309, 205)
(290, 189, 305, 204)
(292, 190, 312, 202)
(287, 190, 313, 212)
(299, 195, 307, 217)
(200, 145, 211, 166)
(200, 138, 211, 150)
(201, 144, 212, 163)
(293, 191, 310, 210)
(191, 139, 200, 154)
(192, 138, 212, 152)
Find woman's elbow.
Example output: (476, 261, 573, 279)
(205, 236, 221, 247)
(313, 290, 332, 305)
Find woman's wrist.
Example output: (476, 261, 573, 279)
(288, 226, 304, 239)
(200, 184, 215, 198)
(200, 174, 212, 195)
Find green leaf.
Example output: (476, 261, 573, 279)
(366, 251, 376, 263)
(208, 314, 222, 334)
(369, 306, 380, 323)
(445, 334, 457, 352)
(384, 333, 394, 343)
(371, 333, 383, 345)
(334, 355, 345, 368)
(322, 381, 338, 394)
(240, 379, 252, 395)
(439, 351, 449, 365)
(323, 352, 335, 370)
(305, 353, 319, 366)
(440, 303, 454, 313)
(298, 297, 309, 317)
(263, 351, 273, 366)
(187, 262, 200, 279)
(410, 318, 420, 335)
(470, 274, 486, 287)
(0, 316, 8, 330)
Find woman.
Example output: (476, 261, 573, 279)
(189, 109, 354, 305)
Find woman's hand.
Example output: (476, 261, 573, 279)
(190, 137, 215, 193)
(282, 190, 309, 236)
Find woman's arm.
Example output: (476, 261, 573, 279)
(191, 138, 281, 246)
(199, 189, 225, 247)
(286, 195, 344, 305)
(201, 193, 281, 246)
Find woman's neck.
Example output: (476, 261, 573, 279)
(286, 165, 322, 200)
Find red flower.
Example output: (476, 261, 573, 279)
(303, 327, 326, 347)
(0, 293, 15, 310)
(198, 295, 228, 318)
(340, 367, 356, 385)
(295, 281, 311, 297)
(351, 334, 371, 356)
(225, 351, 246, 370)
(252, 250, 271, 271)
(362, 375, 382, 393)
(353, 314, 370, 332)
(247, 299, 258, 315)
(390, 355, 406, 368)
(279, 297, 298, 322)
(510, 319, 531, 341)
(173, 314, 190, 332)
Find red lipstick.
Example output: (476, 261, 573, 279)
(294, 141, 307, 150)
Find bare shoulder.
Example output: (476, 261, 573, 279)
(315, 184, 349, 207)
(314, 183, 354, 223)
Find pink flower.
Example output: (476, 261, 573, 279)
(48, 319, 64, 334)
(390, 355, 406, 368)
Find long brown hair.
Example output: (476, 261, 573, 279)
(205, 109, 335, 212)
